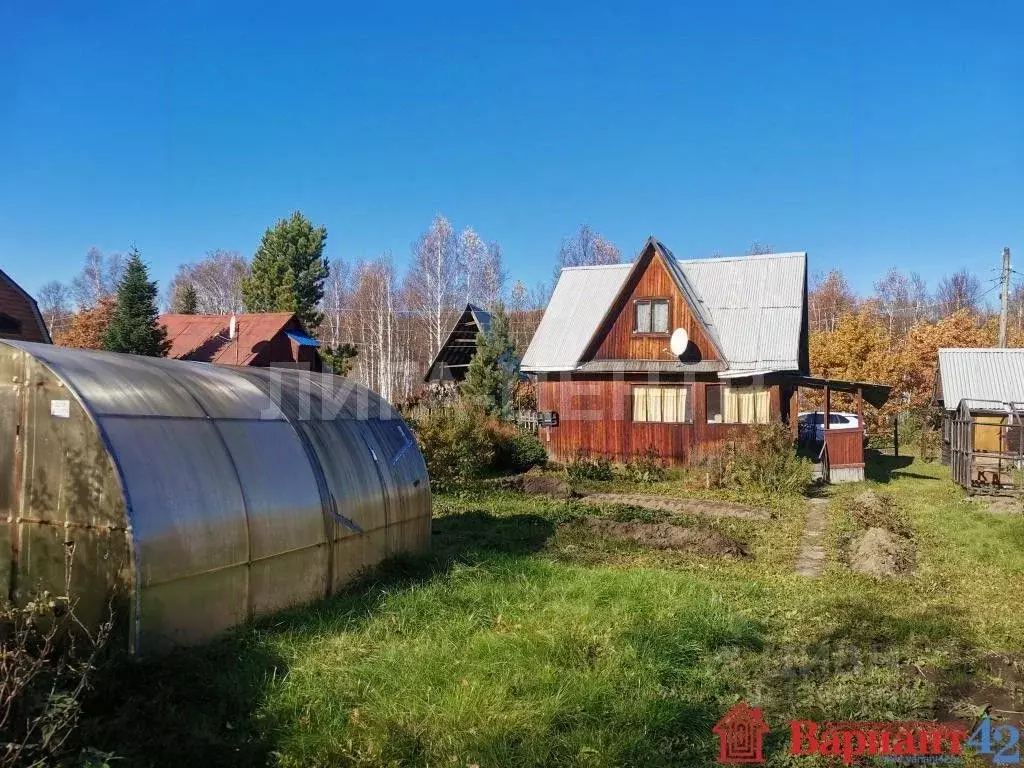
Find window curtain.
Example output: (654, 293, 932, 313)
(645, 387, 663, 422)
(633, 386, 689, 423)
(653, 302, 669, 333)
(632, 388, 647, 421)
(662, 387, 687, 422)
(722, 386, 770, 424)
(635, 302, 651, 332)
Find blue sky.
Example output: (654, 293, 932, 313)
(1, 1, 1020, 299)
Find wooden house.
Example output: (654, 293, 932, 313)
(521, 237, 889, 478)
(424, 304, 492, 384)
(0, 269, 52, 344)
(159, 312, 323, 371)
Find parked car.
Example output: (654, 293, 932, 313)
(798, 411, 866, 446)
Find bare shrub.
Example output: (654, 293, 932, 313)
(691, 425, 811, 494)
(565, 451, 614, 482)
(0, 545, 115, 767)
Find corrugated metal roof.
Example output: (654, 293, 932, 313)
(521, 246, 807, 374)
(285, 330, 320, 347)
(160, 312, 298, 365)
(520, 264, 631, 371)
(468, 303, 492, 335)
(938, 348, 1024, 408)
(576, 360, 727, 373)
(681, 252, 806, 373)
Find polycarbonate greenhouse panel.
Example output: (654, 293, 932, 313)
(0, 340, 431, 655)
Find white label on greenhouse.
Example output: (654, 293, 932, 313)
(50, 399, 70, 418)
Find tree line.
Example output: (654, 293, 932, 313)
(807, 263, 1023, 429)
(38, 216, 1015, 419)
(37, 213, 622, 402)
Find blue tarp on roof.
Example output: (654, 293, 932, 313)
(286, 331, 320, 347)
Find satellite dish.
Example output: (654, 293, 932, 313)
(669, 327, 689, 356)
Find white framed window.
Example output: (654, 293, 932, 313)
(632, 385, 692, 423)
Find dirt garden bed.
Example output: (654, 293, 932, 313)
(574, 515, 750, 558)
(840, 490, 917, 577)
(581, 493, 772, 521)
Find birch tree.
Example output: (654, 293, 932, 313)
(168, 250, 249, 314)
(320, 257, 352, 349)
(71, 248, 125, 308)
(459, 227, 506, 310)
(935, 270, 982, 317)
(37, 281, 71, 337)
(808, 270, 857, 332)
(409, 214, 462, 359)
(350, 257, 407, 403)
(553, 225, 622, 282)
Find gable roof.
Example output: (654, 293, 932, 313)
(521, 239, 807, 375)
(159, 312, 299, 365)
(424, 303, 493, 382)
(937, 348, 1024, 409)
(0, 269, 52, 343)
(578, 238, 726, 363)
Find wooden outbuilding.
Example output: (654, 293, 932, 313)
(424, 304, 492, 384)
(937, 348, 1024, 493)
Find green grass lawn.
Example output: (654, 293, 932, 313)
(80, 454, 1024, 767)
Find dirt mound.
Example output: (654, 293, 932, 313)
(497, 470, 574, 499)
(521, 473, 573, 499)
(847, 527, 915, 577)
(846, 490, 913, 538)
(579, 516, 749, 558)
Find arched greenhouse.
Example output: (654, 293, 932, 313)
(0, 340, 430, 655)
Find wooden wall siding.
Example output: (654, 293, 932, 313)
(0, 280, 47, 343)
(592, 251, 718, 362)
(823, 428, 864, 468)
(251, 320, 323, 371)
(537, 377, 783, 465)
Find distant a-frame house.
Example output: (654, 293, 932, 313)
(424, 303, 492, 383)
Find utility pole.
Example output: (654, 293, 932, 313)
(999, 247, 1011, 347)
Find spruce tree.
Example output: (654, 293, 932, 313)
(461, 304, 519, 417)
(242, 211, 329, 332)
(102, 248, 170, 357)
(176, 283, 199, 314)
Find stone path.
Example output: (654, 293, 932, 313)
(580, 493, 771, 521)
(795, 498, 829, 577)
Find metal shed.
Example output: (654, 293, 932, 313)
(0, 340, 430, 654)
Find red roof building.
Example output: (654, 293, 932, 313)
(159, 312, 323, 371)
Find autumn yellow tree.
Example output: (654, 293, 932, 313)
(53, 297, 116, 350)
(896, 309, 994, 412)
(809, 310, 895, 428)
